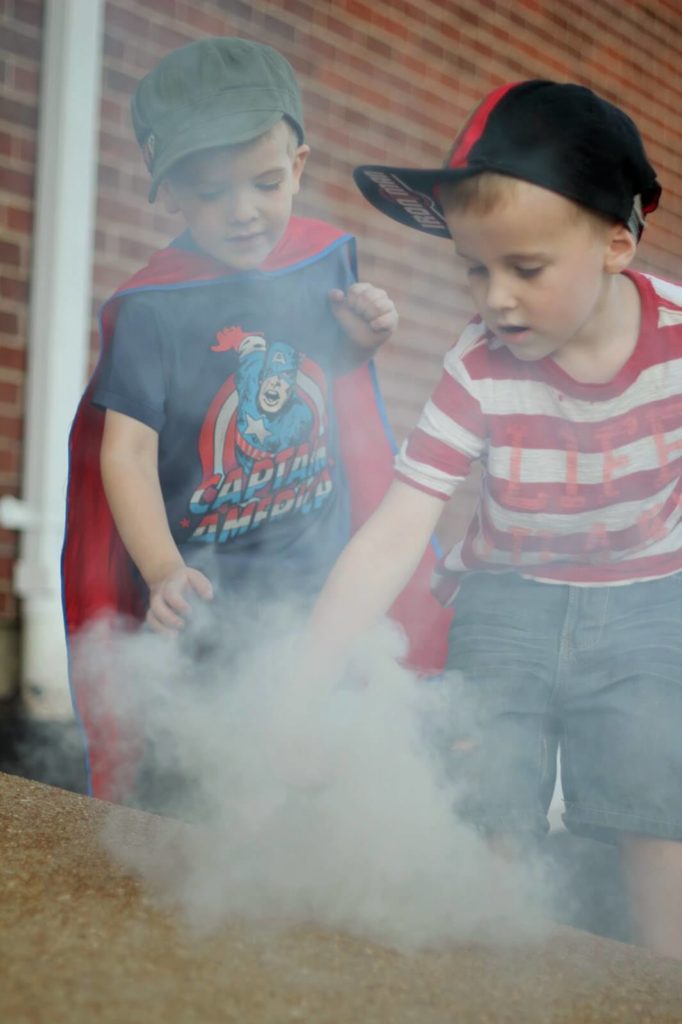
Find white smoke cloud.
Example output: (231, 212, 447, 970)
(84, 604, 553, 951)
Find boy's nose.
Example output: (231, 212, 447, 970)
(485, 275, 516, 312)
(227, 192, 258, 225)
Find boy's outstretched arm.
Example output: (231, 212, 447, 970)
(307, 478, 444, 664)
(100, 409, 213, 633)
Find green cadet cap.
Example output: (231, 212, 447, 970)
(131, 36, 305, 201)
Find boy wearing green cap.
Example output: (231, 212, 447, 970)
(62, 37, 450, 804)
(307, 81, 682, 959)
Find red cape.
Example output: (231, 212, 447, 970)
(62, 217, 451, 801)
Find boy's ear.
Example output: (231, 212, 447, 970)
(158, 180, 181, 214)
(604, 222, 637, 274)
(291, 144, 310, 195)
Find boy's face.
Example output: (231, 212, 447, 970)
(441, 179, 634, 362)
(160, 121, 309, 270)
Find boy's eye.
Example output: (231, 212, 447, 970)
(515, 266, 543, 279)
(256, 180, 283, 192)
(466, 265, 487, 277)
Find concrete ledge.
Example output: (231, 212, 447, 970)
(1, 771, 681, 1023)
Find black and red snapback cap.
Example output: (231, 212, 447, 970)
(354, 80, 661, 240)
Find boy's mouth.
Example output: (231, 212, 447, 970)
(229, 232, 264, 244)
(495, 324, 532, 342)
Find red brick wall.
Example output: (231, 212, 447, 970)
(1, 0, 682, 621)
(0, 0, 42, 620)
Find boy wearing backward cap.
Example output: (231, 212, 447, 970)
(62, 37, 450, 804)
(308, 80, 682, 960)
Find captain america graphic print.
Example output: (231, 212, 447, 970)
(187, 325, 333, 545)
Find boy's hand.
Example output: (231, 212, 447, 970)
(146, 565, 214, 634)
(329, 282, 398, 351)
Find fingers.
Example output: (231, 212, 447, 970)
(146, 599, 185, 634)
(147, 579, 189, 632)
(187, 568, 214, 601)
(332, 282, 399, 333)
(367, 309, 399, 332)
(350, 282, 393, 325)
(146, 567, 213, 634)
(145, 608, 180, 635)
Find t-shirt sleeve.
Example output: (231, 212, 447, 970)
(92, 296, 167, 432)
(395, 338, 487, 499)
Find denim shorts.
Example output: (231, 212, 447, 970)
(444, 571, 682, 844)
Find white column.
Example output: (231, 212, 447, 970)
(0, 0, 105, 718)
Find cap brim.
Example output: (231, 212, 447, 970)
(353, 165, 475, 238)
(148, 109, 288, 201)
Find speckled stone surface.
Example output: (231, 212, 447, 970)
(1, 771, 681, 1024)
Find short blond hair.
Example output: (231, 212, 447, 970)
(439, 172, 519, 215)
(440, 172, 620, 231)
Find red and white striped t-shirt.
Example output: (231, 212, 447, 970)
(395, 271, 682, 603)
